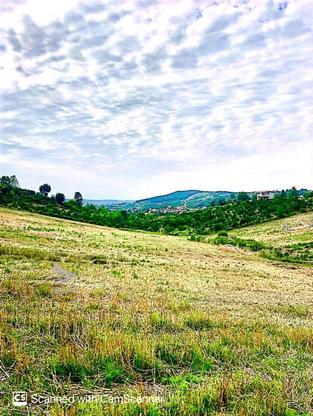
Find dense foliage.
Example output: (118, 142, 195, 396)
(0, 177, 312, 235)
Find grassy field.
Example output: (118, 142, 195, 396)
(0, 207, 312, 415)
(231, 211, 313, 246)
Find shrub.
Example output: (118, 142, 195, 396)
(36, 284, 53, 298)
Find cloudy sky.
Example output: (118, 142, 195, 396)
(0, 0, 312, 199)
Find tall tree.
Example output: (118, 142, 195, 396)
(0, 175, 19, 187)
(74, 192, 83, 206)
(39, 184, 51, 197)
(55, 193, 65, 205)
(237, 192, 250, 202)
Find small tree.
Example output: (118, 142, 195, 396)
(39, 183, 51, 197)
(237, 192, 250, 202)
(74, 191, 83, 206)
(1, 175, 19, 187)
(55, 193, 65, 205)
(11, 175, 19, 187)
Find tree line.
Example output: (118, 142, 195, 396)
(1, 176, 83, 206)
(0, 175, 312, 236)
(38, 182, 83, 206)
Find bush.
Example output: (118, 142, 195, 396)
(212, 236, 266, 252)
(189, 234, 203, 242)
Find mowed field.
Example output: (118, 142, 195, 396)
(0, 208, 312, 415)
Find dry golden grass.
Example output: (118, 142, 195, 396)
(231, 211, 313, 247)
(0, 207, 312, 415)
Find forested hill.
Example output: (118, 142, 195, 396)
(1, 176, 312, 235)
(84, 190, 237, 210)
(122, 190, 236, 210)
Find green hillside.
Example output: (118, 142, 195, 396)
(1, 179, 312, 236)
(0, 208, 312, 415)
(87, 189, 310, 211)
(117, 190, 236, 210)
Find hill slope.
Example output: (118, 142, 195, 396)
(128, 190, 236, 210)
(84, 189, 309, 211)
(94, 190, 237, 210)
(0, 208, 312, 414)
(2, 184, 311, 235)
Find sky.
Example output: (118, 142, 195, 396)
(0, 0, 312, 199)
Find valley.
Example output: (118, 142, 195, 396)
(0, 208, 312, 415)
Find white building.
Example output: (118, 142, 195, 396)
(256, 191, 276, 200)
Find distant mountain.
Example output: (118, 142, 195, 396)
(86, 190, 237, 211)
(84, 199, 133, 207)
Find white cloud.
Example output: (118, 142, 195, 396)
(0, 0, 312, 198)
